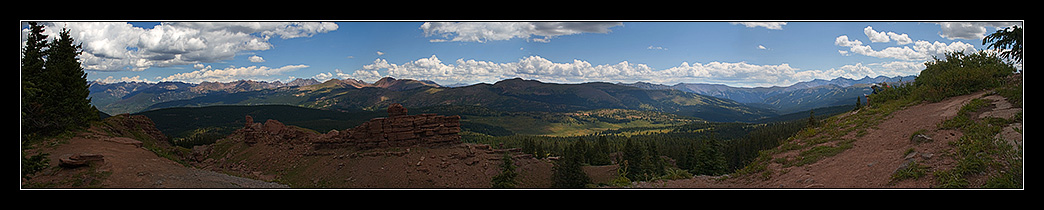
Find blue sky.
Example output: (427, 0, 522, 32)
(20, 21, 1022, 87)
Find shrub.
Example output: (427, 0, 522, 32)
(869, 51, 1016, 105)
(22, 153, 50, 179)
(914, 51, 1016, 102)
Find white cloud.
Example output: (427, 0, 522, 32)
(27, 22, 338, 72)
(648, 46, 668, 51)
(834, 34, 976, 61)
(313, 69, 360, 82)
(160, 64, 309, 83)
(96, 75, 151, 83)
(798, 61, 926, 81)
(757, 45, 768, 50)
(864, 26, 913, 45)
(349, 55, 830, 87)
(864, 26, 891, 43)
(834, 35, 862, 47)
(730, 22, 787, 30)
(248, 55, 265, 63)
(419, 22, 623, 43)
(888, 32, 913, 45)
(351, 70, 383, 83)
(313, 72, 334, 81)
(936, 22, 1021, 40)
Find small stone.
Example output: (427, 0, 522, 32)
(911, 134, 933, 144)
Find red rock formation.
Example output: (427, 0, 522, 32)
(239, 116, 316, 145)
(387, 103, 408, 117)
(317, 103, 461, 150)
(236, 103, 461, 151)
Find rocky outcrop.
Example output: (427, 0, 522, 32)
(96, 114, 169, 144)
(235, 103, 461, 151)
(315, 103, 461, 150)
(239, 118, 318, 145)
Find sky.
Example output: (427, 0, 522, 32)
(20, 21, 1023, 88)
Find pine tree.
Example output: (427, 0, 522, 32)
(806, 110, 817, 128)
(621, 138, 662, 181)
(573, 137, 588, 165)
(982, 25, 1023, 64)
(854, 96, 862, 111)
(21, 22, 49, 137)
(621, 138, 644, 180)
(551, 141, 591, 188)
(490, 153, 519, 188)
(39, 26, 97, 135)
(690, 138, 728, 176)
(644, 140, 666, 176)
(588, 135, 612, 165)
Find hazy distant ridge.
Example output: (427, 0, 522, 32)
(620, 75, 916, 114)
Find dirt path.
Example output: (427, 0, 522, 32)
(23, 131, 288, 189)
(758, 92, 986, 188)
(633, 91, 1011, 189)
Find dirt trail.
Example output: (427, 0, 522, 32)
(634, 91, 1018, 189)
(22, 127, 289, 189)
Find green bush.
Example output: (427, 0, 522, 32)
(22, 153, 50, 179)
(914, 51, 1016, 102)
(869, 51, 1016, 105)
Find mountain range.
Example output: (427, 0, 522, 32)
(89, 75, 914, 123)
(618, 75, 916, 114)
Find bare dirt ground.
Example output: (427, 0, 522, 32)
(21, 116, 289, 189)
(631, 91, 1022, 189)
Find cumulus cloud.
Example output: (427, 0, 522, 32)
(25, 22, 338, 72)
(303, 49, 932, 87)
(864, 26, 891, 43)
(420, 22, 623, 43)
(343, 55, 832, 87)
(834, 35, 863, 47)
(730, 22, 787, 30)
(888, 32, 913, 45)
(807, 61, 926, 80)
(248, 55, 265, 63)
(159, 64, 309, 83)
(96, 75, 151, 84)
(863, 26, 914, 45)
(313, 69, 357, 82)
(936, 22, 1021, 40)
(834, 34, 975, 61)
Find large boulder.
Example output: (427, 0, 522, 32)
(58, 153, 105, 168)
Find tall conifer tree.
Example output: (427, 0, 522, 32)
(551, 141, 591, 188)
(41, 26, 97, 134)
(21, 22, 49, 136)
